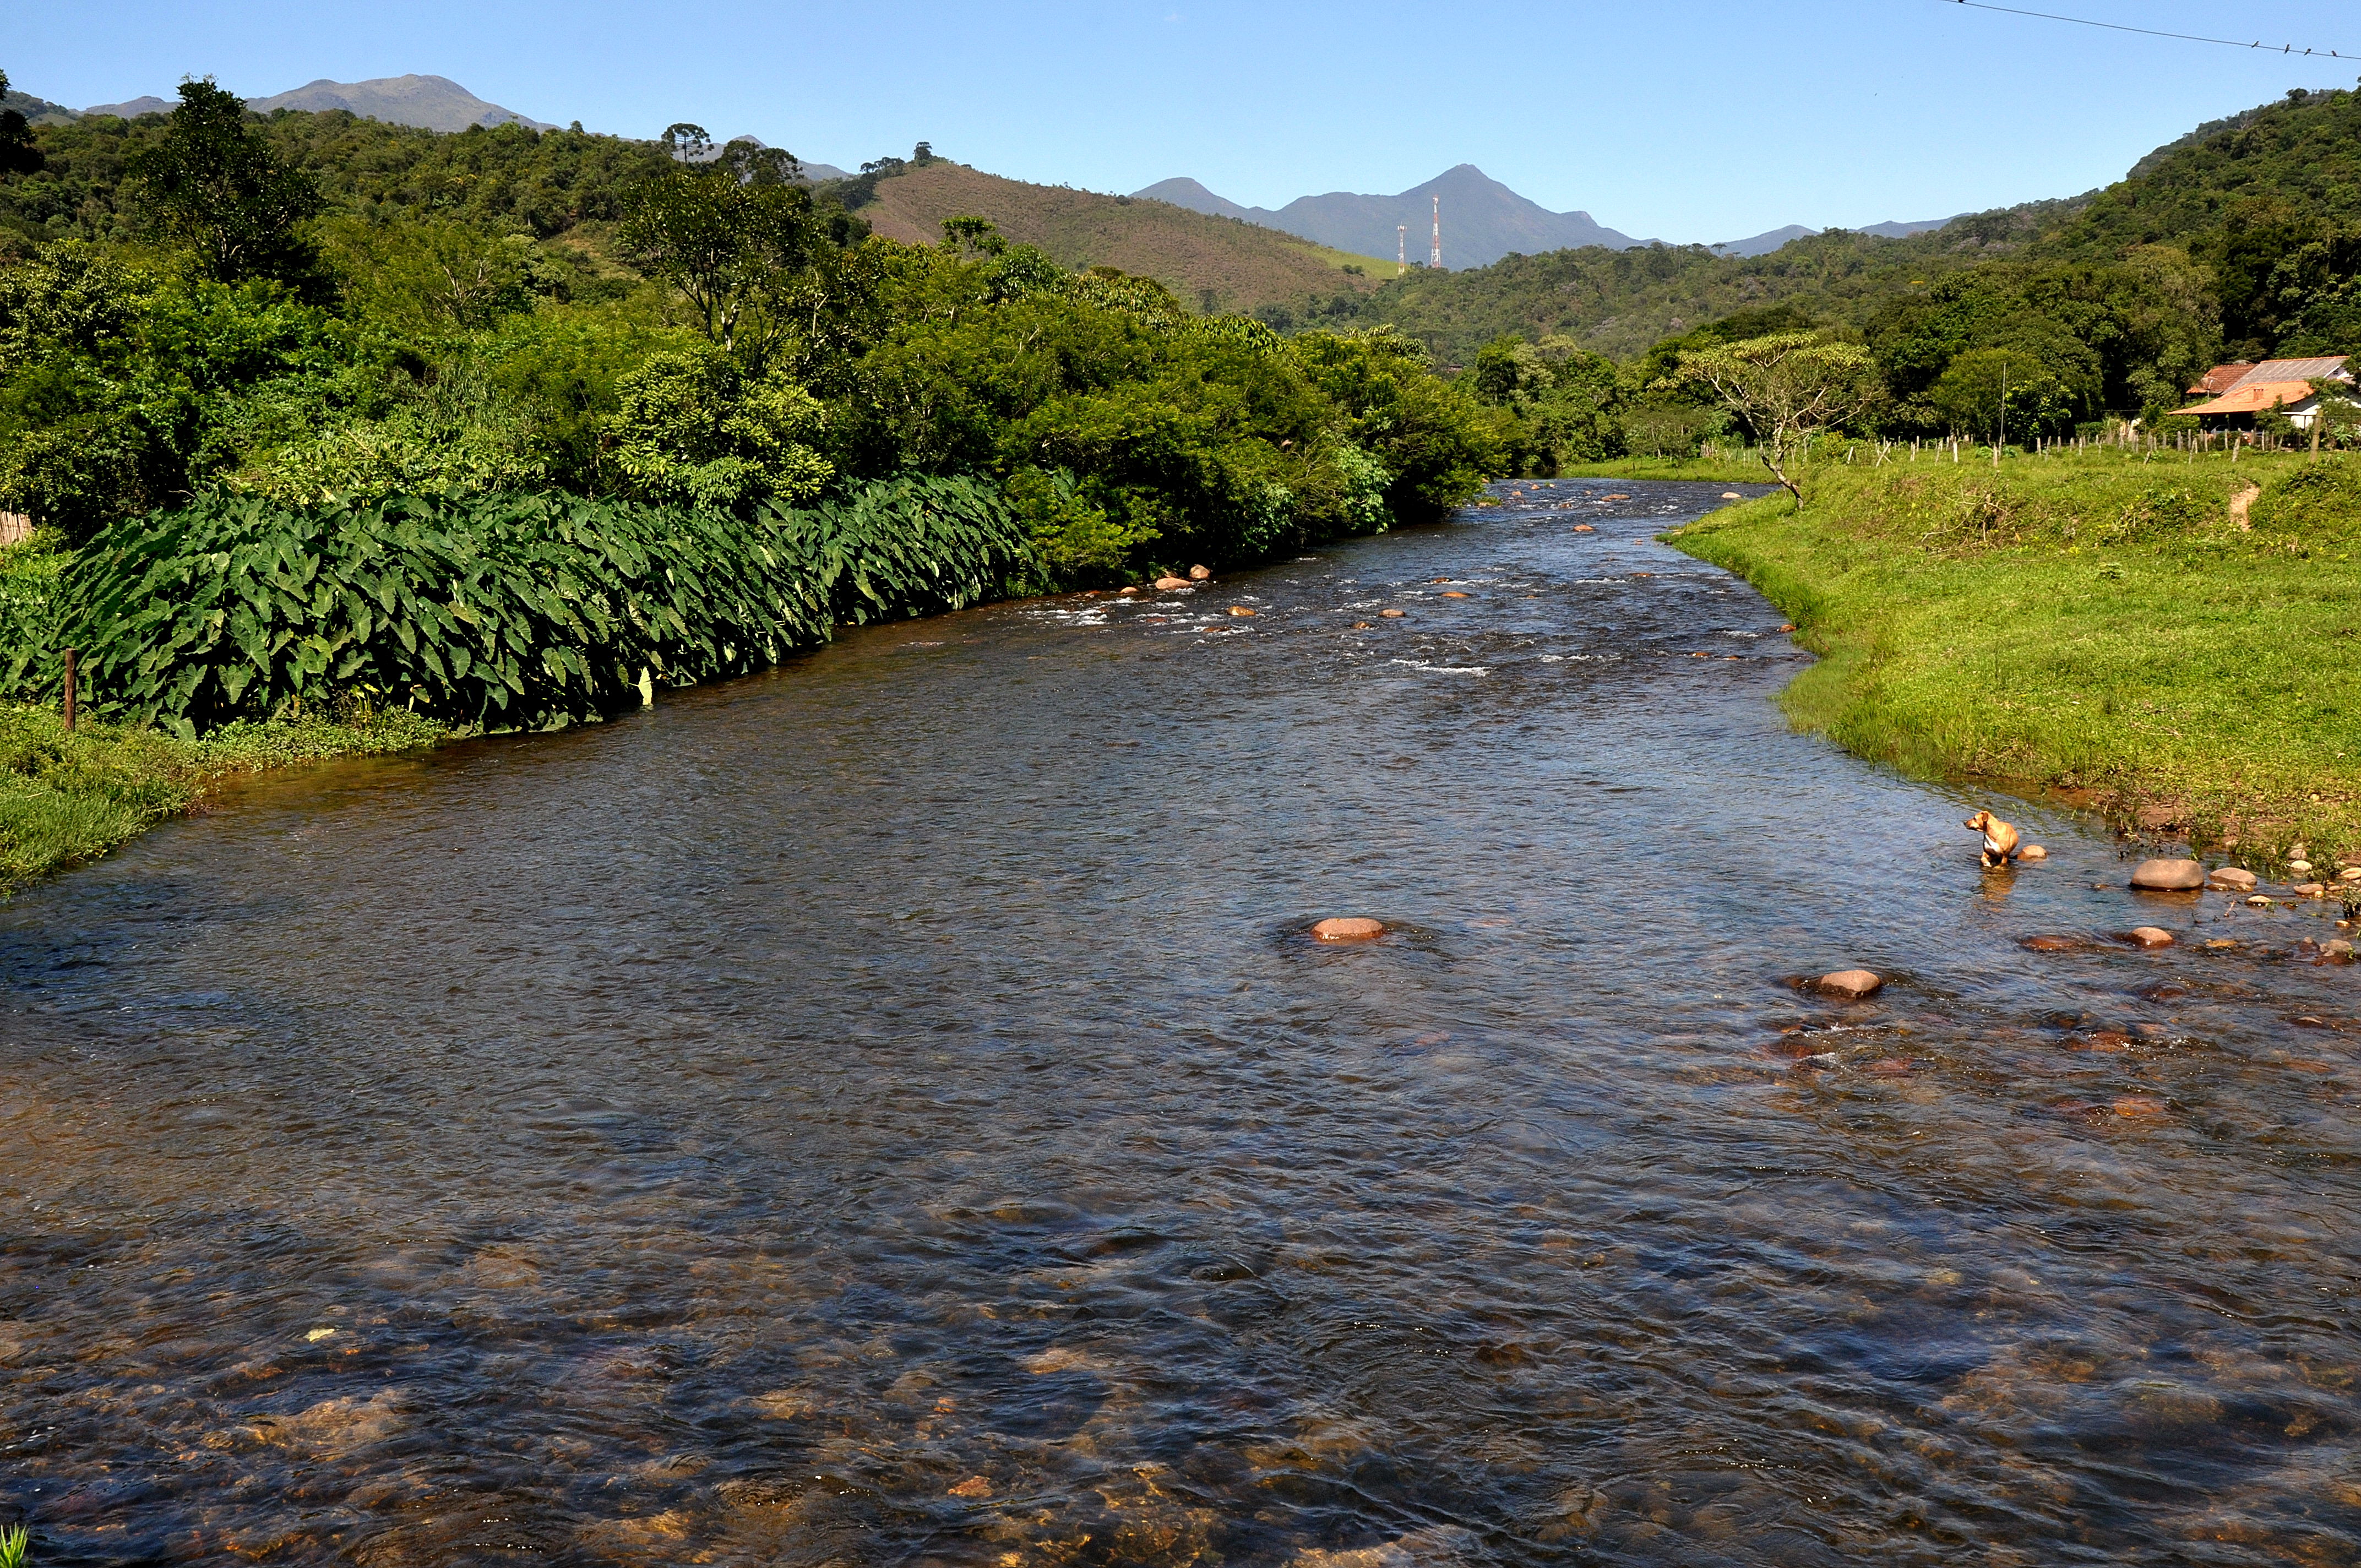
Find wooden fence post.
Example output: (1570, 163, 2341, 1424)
(62, 647, 77, 733)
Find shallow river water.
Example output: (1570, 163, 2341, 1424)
(2, 480, 2358, 1567)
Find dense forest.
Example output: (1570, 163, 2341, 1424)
(0, 74, 1502, 734)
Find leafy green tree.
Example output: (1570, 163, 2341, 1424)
(126, 78, 322, 284)
(0, 70, 43, 177)
(1671, 331, 1880, 503)
(1927, 347, 2069, 444)
(618, 157, 827, 364)
(315, 216, 550, 330)
(610, 341, 833, 510)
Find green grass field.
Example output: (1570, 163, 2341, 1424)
(1665, 446, 2361, 861)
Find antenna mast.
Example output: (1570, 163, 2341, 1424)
(1430, 196, 1441, 269)
(1396, 225, 1407, 275)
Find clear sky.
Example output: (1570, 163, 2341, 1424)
(9, 2, 2361, 245)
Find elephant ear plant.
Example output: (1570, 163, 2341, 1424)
(25, 476, 1031, 739)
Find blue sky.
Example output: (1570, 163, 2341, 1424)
(10, 2, 2361, 244)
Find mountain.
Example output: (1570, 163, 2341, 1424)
(1710, 224, 1817, 258)
(1133, 177, 1260, 224)
(246, 75, 551, 132)
(3, 86, 80, 127)
(1711, 216, 1957, 257)
(1133, 165, 1645, 269)
(81, 96, 170, 119)
(849, 161, 1396, 313)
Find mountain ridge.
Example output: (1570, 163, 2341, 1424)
(847, 161, 1395, 314)
(75, 75, 553, 133)
(1135, 165, 1645, 269)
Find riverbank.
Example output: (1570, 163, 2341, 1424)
(1555, 453, 1770, 483)
(1666, 448, 2357, 858)
(0, 702, 447, 892)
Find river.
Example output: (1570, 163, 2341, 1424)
(1, 479, 2355, 1566)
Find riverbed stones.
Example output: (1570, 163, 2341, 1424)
(2207, 867, 2258, 892)
(1722, 492, 1743, 499)
(1119, 585, 1139, 595)
(2021, 935, 2082, 952)
(1311, 917, 1384, 942)
(1188, 564, 1211, 581)
(2293, 881, 2328, 897)
(1154, 576, 1190, 591)
(2019, 845, 2048, 861)
(1228, 606, 1256, 617)
(2128, 927, 2175, 948)
(1379, 608, 1406, 618)
(1815, 968, 1883, 997)
(1571, 523, 1595, 532)
(2130, 858, 2206, 891)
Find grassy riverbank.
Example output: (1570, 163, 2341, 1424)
(1556, 453, 1772, 484)
(0, 703, 447, 892)
(1667, 448, 2361, 858)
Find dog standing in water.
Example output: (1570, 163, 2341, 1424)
(1963, 809, 2022, 868)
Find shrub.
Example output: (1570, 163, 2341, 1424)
(31, 476, 1027, 738)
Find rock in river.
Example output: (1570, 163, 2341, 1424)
(2017, 845, 2048, 861)
(2207, 867, 2257, 892)
(1816, 969, 1883, 997)
(2131, 858, 2205, 891)
(1312, 917, 1385, 942)
(1188, 564, 1212, 581)
(1154, 576, 1191, 591)
(2129, 927, 2175, 948)
(1379, 608, 1406, 619)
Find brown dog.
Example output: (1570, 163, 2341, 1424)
(1964, 809, 2021, 868)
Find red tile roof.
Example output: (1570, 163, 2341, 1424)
(2189, 363, 2256, 395)
(2182, 380, 2318, 417)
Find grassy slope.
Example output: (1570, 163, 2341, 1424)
(852, 162, 1397, 313)
(0, 703, 446, 891)
(1666, 449, 2361, 858)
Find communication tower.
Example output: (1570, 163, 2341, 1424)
(1430, 196, 1441, 270)
(1396, 225, 1407, 275)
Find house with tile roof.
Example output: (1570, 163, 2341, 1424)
(2182, 356, 2352, 428)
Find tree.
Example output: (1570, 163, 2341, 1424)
(1928, 347, 2068, 445)
(1668, 331, 1880, 504)
(618, 160, 827, 364)
(609, 341, 833, 510)
(126, 78, 321, 282)
(0, 70, 45, 177)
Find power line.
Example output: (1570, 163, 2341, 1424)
(1939, 0, 2354, 59)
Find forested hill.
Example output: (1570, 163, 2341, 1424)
(841, 158, 1396, 315)
(1322, 202, 2072, 365)
(0, 108, 674, 249)
(1334, 84, 2361, 369)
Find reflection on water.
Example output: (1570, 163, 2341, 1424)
(2, 480, 2357, 1566)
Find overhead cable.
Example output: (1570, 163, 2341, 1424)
(1938, 0, 2353, 59)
